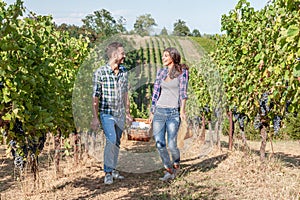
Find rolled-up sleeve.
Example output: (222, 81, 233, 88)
(92, 69, 101, 97)
(150, 68, 164, 113)
(179, 69, 189, 100)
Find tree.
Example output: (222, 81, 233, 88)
(173, 19, 190, 36)
(192, 29, 201, 37)
(82, 9, 126, 40)
(160, 27, 169, 35)
(133, 14, 157, 36)
(55, 23, 96, 44)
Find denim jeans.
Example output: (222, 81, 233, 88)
(100, 113, 125, 173)
(152, 107, 180, 169)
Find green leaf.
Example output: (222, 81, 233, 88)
(248, 85, 253, 92)
(293, 64, 300, 77)
(2, 113, 11, 121)
(287, 25, 299, 38)
(284, 70, 290, 81)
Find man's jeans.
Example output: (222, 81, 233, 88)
(152, 107, 180, 169)
(100, 113, 125, 173)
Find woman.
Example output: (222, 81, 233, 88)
(149, 47, 189, 181)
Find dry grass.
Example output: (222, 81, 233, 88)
(1, 135, 299, 200)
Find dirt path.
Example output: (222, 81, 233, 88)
(1, 134, 299, 200)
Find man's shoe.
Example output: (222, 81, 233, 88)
(112, 170, 124, 179)
(104, 173, 113, 185)
(173, 164, 180, 176)
(159, 171, 175, 181)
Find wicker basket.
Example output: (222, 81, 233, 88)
(128, 118, 152, 142)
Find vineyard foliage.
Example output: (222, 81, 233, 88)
(212, 0, 300, 139)
(190, 36, 216, 53)
(1, 0, 300, 171)
(0, 0, 89, 161)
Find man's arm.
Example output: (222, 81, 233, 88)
(92, 97, 99, 118)
(91, 96, 100, 130)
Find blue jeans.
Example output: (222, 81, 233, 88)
(152, 107, 180, 169)
(100, 113, 125, 173)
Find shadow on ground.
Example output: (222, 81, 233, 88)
(35, 153, 228, 200)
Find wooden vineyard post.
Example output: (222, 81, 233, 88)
(54, 128, 61, 173)
(260, 124, 267, 161)
(208, 121, 213, 147)
(200, 113, 206, 142)
(217, 122, 222, 150)
(74, 131, 80, 165)
(228, 111, 234, 151)
(240, 123, 248, 152)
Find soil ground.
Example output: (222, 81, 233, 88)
(0, 134, 299, 200)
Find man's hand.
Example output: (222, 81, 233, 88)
(126, 113, 133, 125)
(91, 117, 100, 131)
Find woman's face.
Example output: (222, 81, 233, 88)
(162, 51, 174, 67)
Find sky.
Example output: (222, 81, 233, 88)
(3, 0, 269, 34)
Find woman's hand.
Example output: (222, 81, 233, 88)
(180, 110, 187, 122)
(149, 113, 154, 124)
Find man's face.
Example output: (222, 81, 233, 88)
(115, 47, 126, 64)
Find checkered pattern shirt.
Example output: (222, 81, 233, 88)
(92, 65, 128, 117)
(151, 67, 189, 113)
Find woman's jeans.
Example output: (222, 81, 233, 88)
(152, 107, 181, 169)
(100, 113, 125, 173)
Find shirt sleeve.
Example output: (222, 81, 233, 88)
(150, 68, 164, 113)
(122, 67, 129, 93)
(180, 69, 189, 100)
(92, 68, 101, 97)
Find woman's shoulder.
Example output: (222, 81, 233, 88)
(180, 68, 189, 77)
(158, 67, 167, 73)
(157, 67, 167, 75)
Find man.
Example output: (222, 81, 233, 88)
(91, 42, 132, 185)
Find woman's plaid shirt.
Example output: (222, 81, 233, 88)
(150, 67, 189, 113)
(92, 65, 128, 117)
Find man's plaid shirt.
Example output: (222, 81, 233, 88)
(92, 65, 128, 117)
(150, 67, 189, 113)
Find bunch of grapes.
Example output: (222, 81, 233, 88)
(9, 140, 25, 170)
(194, 116, 201, 126)
(13, 119, 24, 135)
(0, 82, 4, 89)
(14, 156, 24, 170)
(232, 106, 240, 122)
(213, 108, 221, 118)
(259, 92, 270, 116)
(9, 140, 17, 157)
(238, 115, 247, 129)
(285, 99, 291, 114)
(254, 114, 262, 129)
(203, 105, 210, 114)
(273, 115, 281, 135)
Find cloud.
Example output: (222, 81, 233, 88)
(52, 12, 87, 26)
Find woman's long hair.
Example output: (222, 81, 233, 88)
(164, 47, 189, 79)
